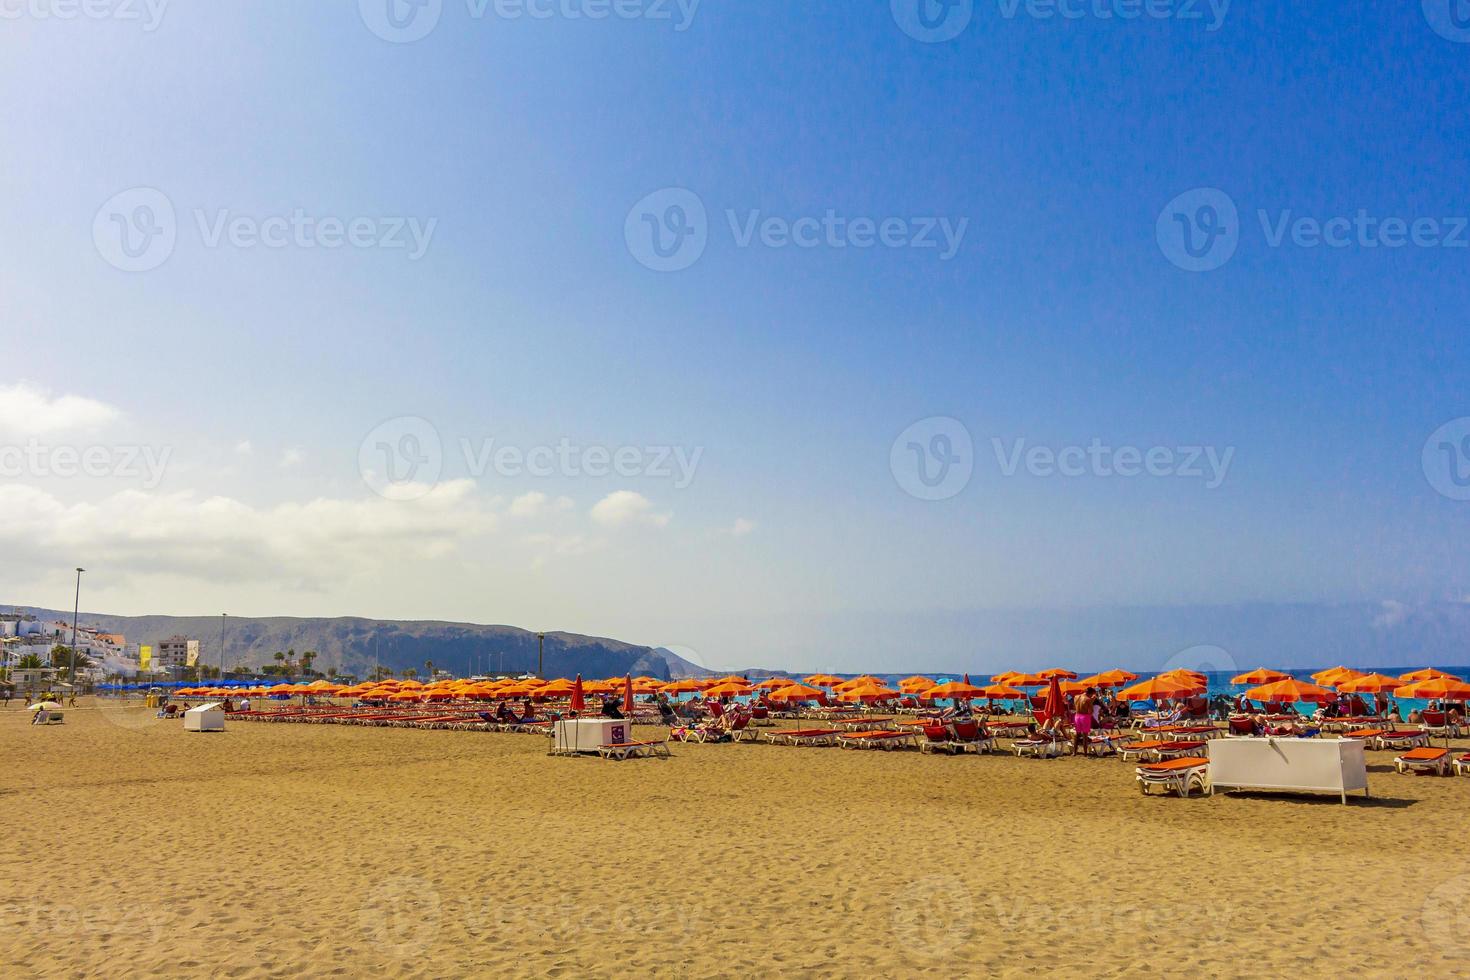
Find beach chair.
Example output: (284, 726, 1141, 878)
(1420, 711, 1461, 740)
(1453, 754, 1470, 776)
(764, 729, 840, 746)
(838, 730, 915, 750)
(1154, 740, 1209, 760)
(1012, 734, 1066, 758)
(597, 739, 671, 760)
(1394, 747, 1451, 776)
(1118, 739, 1171, 762)
(1343, 728, 1386, 748)
(1224, 716, 1260, 738)
(1377, 729, 1429, 752)
(950, 720, 996, 755)
(918, 723, 957, 755)
(1135, 757, 1210, 798)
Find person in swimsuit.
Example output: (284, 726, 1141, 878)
(1072, 687, 1096, 756)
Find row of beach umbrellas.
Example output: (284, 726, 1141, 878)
(170, 666, 1470, 707)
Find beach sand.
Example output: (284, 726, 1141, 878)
(2, 701, 1467, 978)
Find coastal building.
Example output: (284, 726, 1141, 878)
(155, 637, 201, 670)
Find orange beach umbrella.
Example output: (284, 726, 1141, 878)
(924, 681, 987, 700)
(1117, 676, 1203, 702)
(768, 683, 825, 702)
(840, 683, 900, 703)
(1231, 668, 1291, 686)
(1311, 666, 1364, 686)
(1334, 673, 1407, 694)
(1393, 678, 1470, 701)
(1399, 668, 1462, 684)
(1241, 678, 1336, 704)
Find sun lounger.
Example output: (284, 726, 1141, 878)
(763, 729, 841, 746)
(1136, 757, 1210, 797)
(597, 739, 671, 760)
(1376, 729, 1429, 751)
(1082, 733, 1124, 757)
(1155, 739, 1209, 760)
(1394, 747, 1451, 775)
(838, 730, 915, 750)
(949, 721, 996, 754)
(1454, 754, 1470, 776)
(1118, 739, 1171, 762)
(1420, 711, 1461, 740)
(1012, 735, 1066, 758)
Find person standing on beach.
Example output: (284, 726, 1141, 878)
(1072, 687, 1096, 756)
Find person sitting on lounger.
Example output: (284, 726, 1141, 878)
(656, 696, 679, 726)
(495, 702, 516, 723)
(519, 700, 537, 724)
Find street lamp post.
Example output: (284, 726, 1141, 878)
(69, 567, 85, 688)
(537, 633, 544, 679)
(219, 613, 227, 679)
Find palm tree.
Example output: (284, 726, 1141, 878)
(425, 659, 435, 680)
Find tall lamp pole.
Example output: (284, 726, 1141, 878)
(537, 633, 544, 679)
(69, 567, 85, 688)
(219, 613, 227, 679)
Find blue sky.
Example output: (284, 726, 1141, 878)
(2, 1, 1469, 672)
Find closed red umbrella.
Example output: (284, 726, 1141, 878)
(622, 675, 635, 717)
(1041, 676, 1065, 723)
(570, 674, 586, 714)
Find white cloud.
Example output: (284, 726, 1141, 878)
(0, 382, 120, 436)
(509, 492, 574, 519)
(729, 518, 756, 537)
(589, 490, 671, 529)
(522, 532, 603, 557)
(234, 440, 253, 455)
(1371, 599, 1410, 630)
(279, 447, 305, 468)
(0, 479, 497, 586)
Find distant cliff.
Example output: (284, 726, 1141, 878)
(7, 606, 707, 680)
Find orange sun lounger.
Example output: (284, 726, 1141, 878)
(837, 730, 916, 750)
(1394, 747, 1451, 775)
(1135, 756, 1210, 797)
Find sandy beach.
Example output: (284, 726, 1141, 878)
(3, 701, 1467, 978)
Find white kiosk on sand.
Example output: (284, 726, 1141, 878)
(1207, 737, 1369, 804)
(551, 718, 628, 756)
(183, 702, 226, 732)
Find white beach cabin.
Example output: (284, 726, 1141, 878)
(183, 702, 226, 732)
